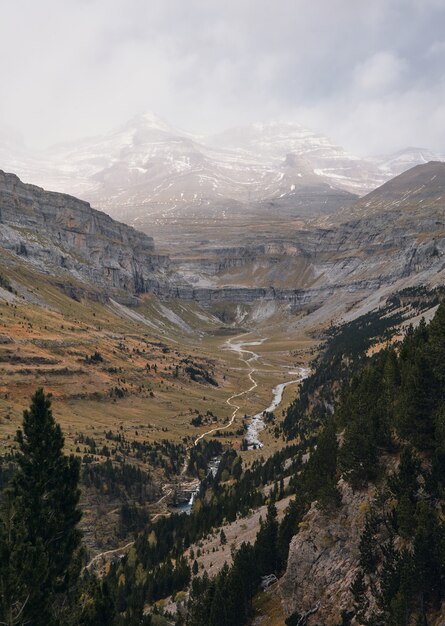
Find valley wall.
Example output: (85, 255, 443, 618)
(0, 170, 170, 295)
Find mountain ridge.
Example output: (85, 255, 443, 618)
(2, 114, 443, 231)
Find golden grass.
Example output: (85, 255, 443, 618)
(252, 586, 286, 626)
(0, 253, 317, 468)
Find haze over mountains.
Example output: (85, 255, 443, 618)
(1, 112, 443, 232)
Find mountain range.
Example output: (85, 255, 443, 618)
(1, 113, 443, 231)
(1, 161, 445, 327)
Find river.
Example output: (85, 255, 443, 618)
(246, 368, 310, 448)
(175, 335, 310, 512)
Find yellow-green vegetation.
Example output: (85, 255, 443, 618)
(252, 588, 286, 626)
(0, 250, 318, 557)
(0, 253, 316, 463)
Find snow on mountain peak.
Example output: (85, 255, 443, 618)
(1, 112, 443, 224)
(124, 111, 175, 134)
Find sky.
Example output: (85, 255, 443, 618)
(1, 0, 445, 155)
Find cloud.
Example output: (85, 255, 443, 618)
(0, 0, 444, 154)
(353, 52, 406, 94)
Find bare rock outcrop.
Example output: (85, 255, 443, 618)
(280, 480, 372, 625)
(0, 170, 170, 294)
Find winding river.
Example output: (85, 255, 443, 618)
(179, 335, 310, 511)
(87, 334, 311, 565)
(218, 334, 309, 450)
(193, 334, 310, 449)
(246, 371, 310, 448)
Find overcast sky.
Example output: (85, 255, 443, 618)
(1, 0, 445, 155)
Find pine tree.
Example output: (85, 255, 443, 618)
(397, 351, 435, 449)
(0, 389, 82, 626)
(428, 304, 445, 394)
(255, 503, 280, 575)
(0, 489, 38, 626)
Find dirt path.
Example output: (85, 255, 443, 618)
(84, 483, 176, 570)
(193, 333, 265, 445)
(84, 334, 305, 572)
(85, 541, 135, 571)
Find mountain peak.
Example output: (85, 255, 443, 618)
(122, 111, 177, 134)
(341, 160, 445, 221)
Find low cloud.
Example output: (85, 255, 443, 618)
(1, 0, 444, 154)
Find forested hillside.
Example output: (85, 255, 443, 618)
(2, 301, 445, 625)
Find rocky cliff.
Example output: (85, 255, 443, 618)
(0, 170, 170, 295)
(2, 163, 445, 322)
(280, 480, 370, 625)
(164, 162, 445, 317)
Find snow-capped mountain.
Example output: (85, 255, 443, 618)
(370, 147, 445, 178)
(0, 113, 443, 226)
(207, 122, 384, 194)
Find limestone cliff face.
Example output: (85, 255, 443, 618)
(2, 164, 445, 315)
(166, 163, 445, 311)
(280, 480, 370, 625)
(0, 170, 169, 294)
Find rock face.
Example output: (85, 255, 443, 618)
(280, 480, 370, 625)
(0, 170, 169, 294)
(338, 160, 445, 220)
(166, 162, 445, 313)
(2, 162, 445, 317)
(146, 161, 445, 316)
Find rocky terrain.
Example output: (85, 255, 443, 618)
(0, 170, 170, 297)
(161, 162, 445, 326)
(2, 162, 445, 329)
(2, 145, 445, 626)
(280, 480, 371, 625)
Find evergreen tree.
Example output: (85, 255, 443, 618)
(255, 503, 280, 575)
(413, 501, 444, 613)
(0, 389, 82, 626)
(0, 489, 36, 626)
(427, 303, 445, 394)
(278, 498, 304, 565)
(397, 351, 435, 449)
(304, 420, 341, 510)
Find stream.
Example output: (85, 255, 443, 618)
(246, 369, 310, 448)
(173, 335, 310, 513)
(88, 335, 311, 565)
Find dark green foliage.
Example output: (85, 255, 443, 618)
(83, 459, 154, 501)
(184, 363, 218, 386)
(278, 497, 305, 565)
(181, 301, 445, 626)
(338, 352, 395, 489)
(85, 350, 104, 364)
(187, 440, 223, 477)
(0, 455, 15, 492)
(338, 305, 445, 489)
(0, 389, 82, 626)
(303, 420, 341, 510)
(77, 578, 116, 626)
(336, 305, 445, 624)
(118, 503, 149, 538)
(283, 304, 406, 440)
(186, 543, 260, 626)
(353, 433, 445, 624)
(397, 334, 436, 448)
(255, 503, 280, 575)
